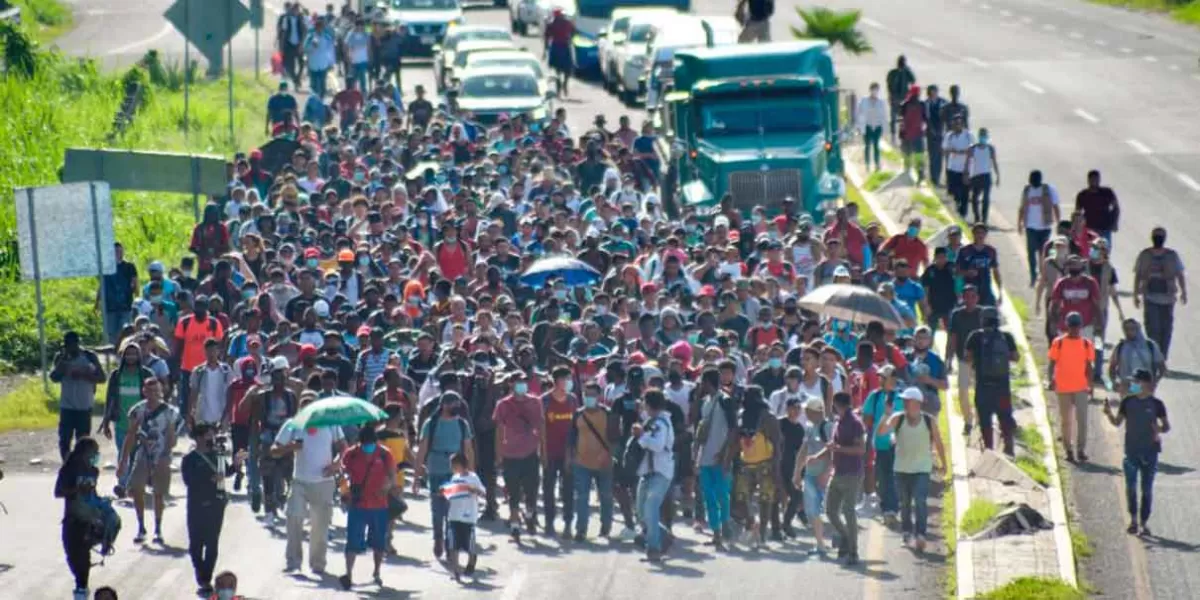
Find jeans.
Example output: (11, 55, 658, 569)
(977, 387, 1016, 455)
(863, 126, 883, 169)
(573, 466, 614, 536)
(925, 133, 944, 185)
(350, 62, 369, 93)
(542, 458, 574, 531)
(698, 465, 732, 532)
(309, 68, 329, 99)
(970, 173, 993, 224)
(826, 474, 861, 556)
(1026, 228, 1052, 285)
(187, 501, 226, 586)
(503, 454, 540, 525)
(285, 479, 335, 571)
(896, 472, 931, 536)
(428, 472, 452, 546)
(948, 170, 969, 218)
(58, 409, 91, 462)
(1100, 230, 1113, 252)
(802, 471, 826, 517)
(1144, 302, 1175, 359)
(888, 99, 902, 139)
(875, 447, 899, 514)
(63, 521, 92, 590)
(1123, 453, 1158, 524)
(636, 473, 671, 552)
(177, 370, 192, 427)
(104, 309, 130, 345)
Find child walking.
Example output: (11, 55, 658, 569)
(442, 453, 484, 581)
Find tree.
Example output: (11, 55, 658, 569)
(791, 7, 872, 55)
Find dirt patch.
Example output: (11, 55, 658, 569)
(0, 427, 65, 474)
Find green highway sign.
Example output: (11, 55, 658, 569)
(62, 149, 228, 196)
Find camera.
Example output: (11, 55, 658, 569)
(213, 433, 231, 456)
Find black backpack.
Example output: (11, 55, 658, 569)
(978, 330, 1011, 379)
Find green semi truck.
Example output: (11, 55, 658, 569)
(657, 40, 845, 219)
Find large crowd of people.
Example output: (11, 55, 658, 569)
(42, 5, 1184, 598)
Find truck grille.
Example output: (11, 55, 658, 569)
(409, 23, 444, 36)
(729, 169, 801, 209)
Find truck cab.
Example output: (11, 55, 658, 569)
(659, 41, 845, 220)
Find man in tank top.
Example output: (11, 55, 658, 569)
(878, 387, 947, 552)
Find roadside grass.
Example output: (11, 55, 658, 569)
(845, 179, 882, 228)
(1088, 0, 1200, 26)
(1015, 455, 1051, 486)
(0, 378, 108, 432)
(961, 498, 1001, 536)
(862, 169, 895, 192)
(976, 576, 1086, 600)
(912, 190, 944, 223)
(939, 401, 958, 599)
(1011, 294, 1031, 323)
(882, 146, 902, 164)
(12, 0, 73, 44)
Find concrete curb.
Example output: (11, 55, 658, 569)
(843, 159, 1077, 597)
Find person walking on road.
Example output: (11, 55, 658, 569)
(99, 242, 138, 345)
(1048, 255, 1103, 341)
(277, 3, 307, 91)
(877, 387, 947, 552)
(693, 368, 737, 548)
(941, 84, 969, 130)
(736, 0, 774, 43)
(862, 366, 905, 524)
(856, 82, 888, 172)
(412, 391, 475, 558)
(1074, 170, 1120, 251)
(957, 223, 1003, 307)
(946, 285, 984, 436)
(494, 371, 545, 541)
(181, 423, 246, 597)
(924, 85, 947, 186)
(885, 56, 916, 141)
(732, 385, 782, 547)
(965, 128, 1001, 226)
(1048, 312, 1096, 462)
(272, 391, 347, 574)
(569, 380, 619, 542)
(544, 8, 576, 98)
(1108, 319, 1165, 396)
(51, 331, 106, 462)
(633, 389, 676, 562)
(1102, 368, 1170, 536)
(339, 427, 397, 590)
(55, 436, 102, 600)
(1133, 227, 1187, 360)
(442, 453, 485, 582)
(1017, 170, 1061, 287)
(792, 397, 834, 554)
(343, 18, 372, 94)
(305, 16, 338, 101)
(943, 117, 973, 218)
(898, 85, 926, 184)
(118, 377, 180, 544)
(965, 309, 1018, 455)
(822, 391, 867, 566)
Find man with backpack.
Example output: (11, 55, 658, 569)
(173, 295, 225, 425)
(412, 390, 474, 558)
(732, 386, 783, 548)
(885, 55, 916, 141)
(633, 389, 676, 562)
(1109, 319, 1165, 397)
(693, 368, 738, 549)
(863, 365, 906, 525)
(877, 387, 947, 552)
(793, 396, 835, 555)
(966, 310, 1019, 456)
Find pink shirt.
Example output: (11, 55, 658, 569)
(492, 394, 545, 459)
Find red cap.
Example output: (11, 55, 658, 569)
(303, 247, 320, 259)
(640, 282, 657, 295)
(728, 230, 741, 242)
(249, 149, 263, 160)
(628, 352, 647, 365)
(357, 325, 372, 337)
(699, 284, 716, 297)
(298, 344, 318, 360)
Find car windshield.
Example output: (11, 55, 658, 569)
(462, 74, 539, 97)
(448, 30, 509, 50)
(473, 58, 542, 77)
(392, 0, 458, 9)
(699, 88, 825, 137)
(456, 47, 508, 67)
(628, 23, 654, 42)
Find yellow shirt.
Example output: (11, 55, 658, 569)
(379, 430, 408, 487)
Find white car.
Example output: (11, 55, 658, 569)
(454, 65, 555, 125)
(509, 0, 575, 37)
(596, 7, 679, 91)
(433, 25, 513, 91)
(465, 49, 548, 82)
(444, 39, 518, 90)
(611, 13, 674, 103)
(630, 15, 741, 107)
(382, 0, 465, 55)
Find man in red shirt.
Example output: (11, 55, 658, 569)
(880, 217, 929, 270)
(332, 79, 364, 130)
(1050, 255, 1103, 338)
(493, 371, 545, 540)
(434, 221, 469, 281)
(824, 206, 868, 267)
(339, 427, 397, 590)
(544, 8, 575, 97)
(541, 366, 578, 538)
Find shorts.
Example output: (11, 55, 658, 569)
(446, 521, 476, 553)
(803, 471, 826, 517)
(901, 137, 926, 154)
(734, 461, 777, 509)
(548, 43, 573, 74)
(130, 457, 171, 495)
(346, 507, 389, 554)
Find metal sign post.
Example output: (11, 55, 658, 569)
(184, 0, 191, 147)
(89, 182, 108, 366)
(25, 188, 49, 393)
(228, 1, 235, 147)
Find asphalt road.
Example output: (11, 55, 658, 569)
(795, 1, 1200, 598)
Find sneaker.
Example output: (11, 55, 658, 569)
(73, 589, 88, 600)
(646, 550, 664, 563)
(771, 529, 784, 542)
(233, 474, 243, 492)
(434, 539, 445, 558)
(338, 574, 352, 590)
(1139, 523, 1151, 537)
(836, 541, 848, 559)
(599, 524, 612, 538)
(902, 533, 912, 546)
(1127, 521, 1139, 535)
(1077, 450, 1090, 463)
(915, 535, 927, 552)
(560, 528, 573, 541)
(464, 554, 478, 575)
(883, 512, 898, 526)
(808, 544, 825, 557)
(372, 572, 383, 585)
(1065, 448, 1075, 463)
(783, 524, 798, 538)
(153, 532, 164, 545)
(574, 532, 586, 543)
(846, 552, 860, 566)
(133, 529, 147, 544)
(197, 585, 214, 597)
(797, 511, 809, 526)
(510, 524, 522, 543)
(722, 521, 735, 540)
(962, 422, 973, 437)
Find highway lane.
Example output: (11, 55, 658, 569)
(787, 1, 1200, 597)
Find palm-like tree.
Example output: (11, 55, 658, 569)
(791, 7, 873, 55)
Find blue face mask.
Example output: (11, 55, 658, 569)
(1130, 383, 1143, 395)
(498, 165, 509, 175)
(769, 357, 783, 369)
(307, 258, 319, 268)
(907, 226, 919, 237)
(565, 380, 574, 393)
(979, 135, 990, 144)
(353, 172, 366, 183)
(362, 443, 377, 454)
(514, 382, 529, 395)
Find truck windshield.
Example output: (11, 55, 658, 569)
(628, 23, 655, 42)
(392, 0, 458, 9)
(576, 0, 691, 19)
(698, 88, 824, 137)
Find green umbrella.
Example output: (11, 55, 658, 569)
(291, 396, 387, 429)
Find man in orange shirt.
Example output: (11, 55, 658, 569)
(174, 294, 226, 426)
(1048, 311, 1095, 462)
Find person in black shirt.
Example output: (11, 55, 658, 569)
(964, 311, 1018, 455)
(774, 398, 807, 539)
(611, 365, 645, 538)
(736, 0, 774, 43)
(921, 247, 958, 331)
(407, 85, 433, 130)
(316, 331, 355, 391)
(886, 56, 916, 140)
(54, 436, 101, 598)
(100, 242, 139, 345)
(181, 423, 247, 597)
(1102, 369, 1170, 535)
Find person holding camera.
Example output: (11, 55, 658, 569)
(339, 426, 397, 590)
(181, 423, 248, 597)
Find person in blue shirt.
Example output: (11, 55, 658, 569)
(905, 326, 948, 416)
(824, 319, 859, 362)
(862, 365, 907, 521)
(266, 81, 298, 135)
(891, 259, 927, 316)
(631, 121, 659, 191)
(303, 91, 330, 128)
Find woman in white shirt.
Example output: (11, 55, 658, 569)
(965, 127, 1002, 226)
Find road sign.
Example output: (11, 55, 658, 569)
(249, 0, 264, 29)
(62, 148, 227, 220)
(16, 182, 116, 281)
(164, 0, 251, 69)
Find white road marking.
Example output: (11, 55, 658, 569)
(965, 56, 991, 67)
(1126, 139, 1153, 155)
(1069, 31, 1083, 39)
(1120, 47, 1134, 53)
(1021, 80, 1046, 94)
(1144, 55, 1159, 62)
(862, 17, 886, 30)
(1179, 173, 1200, 192)
(1074, 108, 1100, 123)
(1094, 39, 1108, 46)
(981, 2, 992, 9)
(911, 37, 935, 49)
(1043, 23, 1057, 31)
(1170, 64, 1181, 71)
(1063, 51, 1083, 59)
(1000, 9, 1012, 16)
(1021, 16, 1033, 23)
(106, 23, 174, 56)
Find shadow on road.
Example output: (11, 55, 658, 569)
(1073, 461, 1122, 476)
(1141, 534, 1200, 553)
(1164, 368, 1200, 383)
(1157, 462, 1196, 476)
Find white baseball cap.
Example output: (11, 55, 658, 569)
(901, 387, 924, 403)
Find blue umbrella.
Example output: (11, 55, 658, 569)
(519, 256, 602, 288)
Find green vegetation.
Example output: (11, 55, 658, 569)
(845, 180, 882, 229)
(862, 169, 895, 192)
(976, 577, 1085, 600)
(1070, 525, 1094, 559)
(11, 0, 73, 44)
(0, 378, 108, 432)
(1015, 455, 1051, 486)
(1011, 294, 1031, 323)
(938, 402, 958, 599)
(1017, 425, 1047, 457)
(882, 146, 902, 165)
(961, 498, 1001, 536)
(0, 32, 272, 374)
(1089, 0, 1200, 26)
(791, 7, 872, 54)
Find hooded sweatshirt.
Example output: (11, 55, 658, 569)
(105, 344, 155, 431)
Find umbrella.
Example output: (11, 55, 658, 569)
(291, 396, 388, 429)
(519, 256, 602, 287)
(798, 284, 906, 330)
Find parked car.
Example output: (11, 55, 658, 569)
(596, 7, 680, 92)
(444, 39, 519, 91)
(509, 0, 575, 37)
(433, 25, 514, 92)
(453, 65, 555, 125)
(381, 0, 466, 56)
